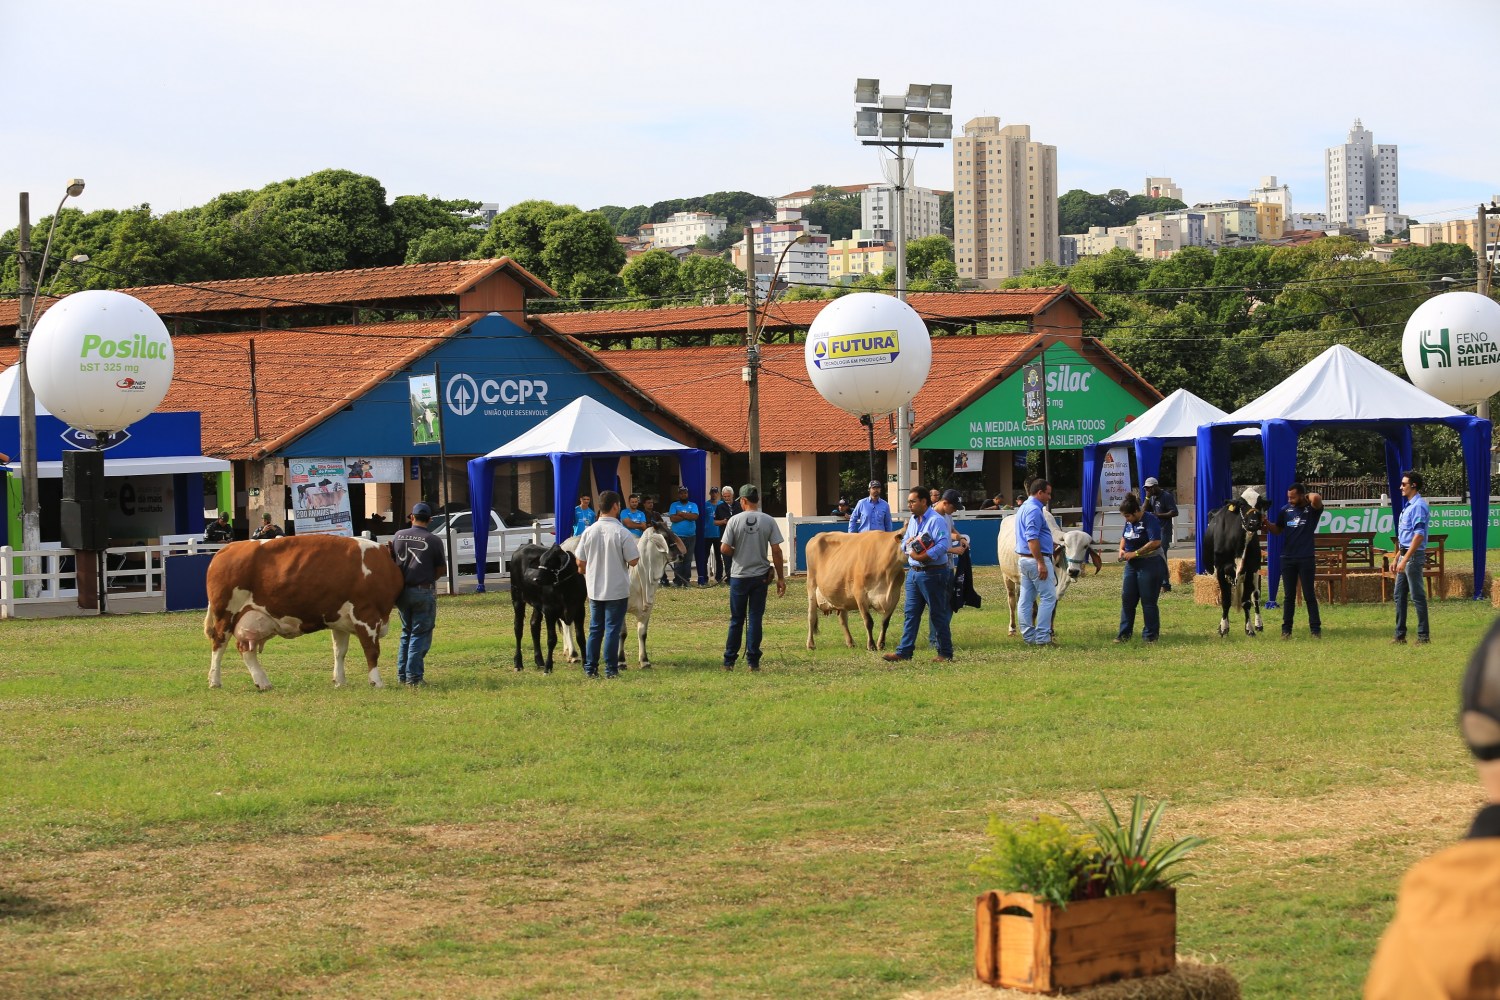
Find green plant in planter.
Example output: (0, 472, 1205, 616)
(970, 813, 1094, 907)
(1068, 792, 1207, 896)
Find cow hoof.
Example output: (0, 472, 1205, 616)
(333, 680, 345, 689)
(641, 663, 651, 670)
(209, 681, 221, 689)
(514, 664, 524, 672)
(1007, 628, 1017, 637)
(256, 683, 272, 692)
(370, 679, 383, 688)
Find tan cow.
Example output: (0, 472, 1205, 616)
(205, 535, 404, 691)
(805, 528, 907, 651)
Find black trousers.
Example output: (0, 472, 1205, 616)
(1280, 556, 1321, 634)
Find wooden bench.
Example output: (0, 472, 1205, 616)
(1260, 532, 1376, 604)
(1378, 534, 1447, 601)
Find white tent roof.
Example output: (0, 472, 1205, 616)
(1222, 344, 1467, 423)
(1099, 388, 1232, 444)
(479, 396, 693, 459)
(0, 366, 51, 418)
(5, 455, 230, 478)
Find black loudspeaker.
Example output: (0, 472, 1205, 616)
(61, 499, 110, 550)
(63, 450, 105, 505)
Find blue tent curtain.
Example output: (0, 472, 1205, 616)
(1193, 425, 1236, 574)
(1081, 444, 1102, 536)
(1463, 417, 1493, 596)
(1082, 437, 1171, 538)
(591, 457, 621, 496)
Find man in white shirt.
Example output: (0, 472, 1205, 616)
(719, 484, 786, 672)
(573, 491, 640, 679)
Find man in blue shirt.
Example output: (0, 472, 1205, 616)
(1267, 481, 1325, 638)
(1393, 470, 1431, 645)
(849, 480, 893, 533)
(619, 493, 648, 537)
(884, 486, 954, 663)
(667, 485, 700, 588)
(1016, 478, 1058, 647)
(572, 494, 597, 538)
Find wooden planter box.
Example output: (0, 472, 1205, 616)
(974, 888, 1176, 993)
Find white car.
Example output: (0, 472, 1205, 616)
(427, 509, 556, 574)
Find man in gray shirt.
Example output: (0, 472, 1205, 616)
(718, 484, 785, 672)
(389, 501, 446, 686)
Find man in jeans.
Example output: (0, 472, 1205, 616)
(1016, 478, 1058, 647)
(389, 501, 446, 686)
(884, 486, 954, 663)
(1392, 470, 1431, 645)
(667, 485, 700, 587)
(574, 490, 640, 679)
(1267, 481, 1324, 639)
(719, 484, 785, 671)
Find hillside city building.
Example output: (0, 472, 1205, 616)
(1326, 119, 1399, 226)
(860, 184, 943, 241)
(1143, 177, 1183, 201)
(645, 211, 728, 249)
(1249, 176, 1292, 220)
(952, 116, 1059, 284)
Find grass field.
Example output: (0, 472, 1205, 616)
(1, 565, 1494, 999)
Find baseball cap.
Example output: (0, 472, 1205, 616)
(1462, 618, 1500, 760)
(868, 480, 882, 489)
(941, 489, 962, 503)
(677, 484, 689, 492)
(1144, 477, 1159, 487)
(411, 502, 432, 519)
(739, 484, 760, 501)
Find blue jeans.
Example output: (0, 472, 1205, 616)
(1119, 555, 1165, 640)
(1394, 550, 1429, 640)
(1280, 556, 1321, 634)
(1017, 556, 1058, 645)
(724, 575, 769, 668)
(897, 565, 953, 659)
(396, 586, 437, 683)
(586, 597, 629, 676)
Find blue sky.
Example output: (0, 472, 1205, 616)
(4, 0, 1496, 236)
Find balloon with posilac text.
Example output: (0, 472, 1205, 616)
(804, 293, 932, 416)
(27, 290, 175, 434)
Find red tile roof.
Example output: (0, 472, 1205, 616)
(777, 184, 872, 201)
(589, 334, 1044, 452)
(534, 287, 1101, 340)
(0, 258, 553, 330)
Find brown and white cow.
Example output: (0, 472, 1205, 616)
(805, 528, 907, 651)
(204, 535, 404, 691)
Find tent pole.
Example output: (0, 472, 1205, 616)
(434, 361, 457, 597)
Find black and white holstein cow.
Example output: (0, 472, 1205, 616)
(509, 542, 587, 673)
(1206, 490, 1270, 637)
(560, 525, 673, 668)
(996, 509, 1101, 637)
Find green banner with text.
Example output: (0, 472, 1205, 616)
(1317, 504, 1500, 550)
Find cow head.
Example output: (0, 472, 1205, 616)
(638, 526, 672, 583)
(523, 543, 578, 590)
(1059, 530, 1100, 580)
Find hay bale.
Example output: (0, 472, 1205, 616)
(1441, 569, 1488, 600)
(1192, 575, 1220, 606)
(900, 959, 1239, 999)
(1166, 559, 1196, 584)
(1344, 572, 1384, 604)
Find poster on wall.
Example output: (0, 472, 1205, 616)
(409, 375, 442, 446)
(1099, 447, 1133, 509)
(290, 459, 353, 536)
(953, 450, 984, 472)
(1022, 361, 1047, 428)
(344, 457, 404, 483)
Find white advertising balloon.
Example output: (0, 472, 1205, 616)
(804, 293, 932, 416)
(1402, 291, 1500, 406)
(27, 290, 175, 434)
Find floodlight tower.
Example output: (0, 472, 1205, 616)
(853, 80, 951, 494)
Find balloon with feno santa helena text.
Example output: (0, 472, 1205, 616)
(1402, 291, 1500, 406)
(804, 292, 931, 416)
(27, 290, 174, 434)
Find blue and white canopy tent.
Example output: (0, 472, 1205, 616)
(465, 396, 706, 591)
(1081, 388, 1246, 536)
(1193, 344, 1492, 601)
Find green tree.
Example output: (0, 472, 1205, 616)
(243, 169, 397, 271)
(1058, 190, 1116, 234)
(1390, 242, 1476, 285)
(404, 227, 482, 264)
(939, 191, 954, 233)
(905, 234, 955, 284)
(478, 200, 580, 280)
(540, 211, 627, 303)
(390, 194, 482, 262)
(1107, 188, 1130, 207)
(801, 186, 862, 241)
(621, 249, 681, 300)
(676, 254, 744, 303)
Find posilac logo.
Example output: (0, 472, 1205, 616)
(79, 333, 171, 360)
(1419, 328, 1451, 369)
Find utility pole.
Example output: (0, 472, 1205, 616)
(893, 148, 912, 496)
(744, 225, 761, 490)
(16, 194, 41, 597)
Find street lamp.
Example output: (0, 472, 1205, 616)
(852, 80, 951, 494)
(16, 179, 85, 595)
(744, 231, 811, 492)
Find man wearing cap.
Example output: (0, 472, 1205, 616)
(848, 480, 892, 533)
(1266, 481, 1324, 639)
(205, 512, 233, 544)
(832, 498, 852, 520)
(389, 501, 446, 686)
(719, 484, 786, 671)
(1365, 619, 1500, 996)
(574, 490, 640, 679)
(1016, 478, 1058, 647)
(667, 485, 700, 588)
(251, 512, 284, 540)
(884, 486, 954, 663)
(1392, 469, 1431, 645)
(933, 489, 975, 640)
(1143, 477, 1178, 593)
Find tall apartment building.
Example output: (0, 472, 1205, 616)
(952, 116, 1059, 284)
(1326, 119, 1398, 226)
(1249, 176, 1292, 219)
(1143, 177, 1183, 201)
(828, 229, 897, 283)
(730, 208, 829, 292)
(649, 211, 728, 248)
(1410, 212, 1500, 266)
(861, 185, 943, 241)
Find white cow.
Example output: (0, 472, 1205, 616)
(561, 525, 673, 668)
(996, 509, 1100, 637)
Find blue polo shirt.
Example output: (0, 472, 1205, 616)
(619, 505, 648, 537)
(572, 504, 597, 538)
(667, 499, 699, 540)
(1275, 501, 1321, 559)
(849, 495, 892, 532)
(902, 506, 951, 568)
(1398, 495, 1430, 552)
(1122, 512, 1163, 554)
(1017, 497, 1054, 556)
